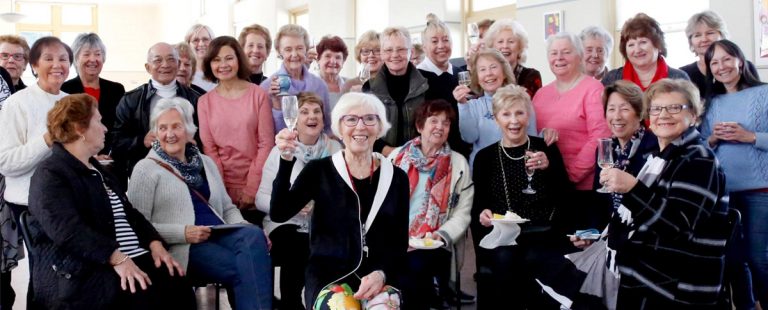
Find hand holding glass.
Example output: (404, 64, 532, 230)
(458, 71, 474, 100)
(522, 149, 537, 194)
(467, 23, 480, 45)
(596, 138, 614, 193)
(358, 64, 371, 84)
(281, 95, 299, 156)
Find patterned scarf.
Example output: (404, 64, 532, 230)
(610, 125, 646, 211)
(392, 137, 452, 238)
(296, 133, 333, 163)
(152, 140, 204, 188)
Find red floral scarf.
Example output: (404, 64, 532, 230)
(392, 137, 452, 238)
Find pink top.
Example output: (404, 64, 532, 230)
(532, 77, 611, 190)
(198, 83, 275, 197)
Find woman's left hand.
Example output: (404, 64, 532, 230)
(717, 122, 757, 144)
(525, 151, 549, 170)
(238, 193, 255, 210)
(599, 168, 638, 194)
(149, 241, 185, 277)
(354, 270, 385, 300)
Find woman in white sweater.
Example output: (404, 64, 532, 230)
(127, 97, 272, 309)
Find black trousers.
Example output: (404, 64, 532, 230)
(401, 248, 451, 309)
(269, 224, 309, 309)
(114, 253, 196, 310)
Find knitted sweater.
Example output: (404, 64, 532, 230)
(0, 83, 67, 205)
(127, 149, 245, 270)
(700, 85, 768, 192)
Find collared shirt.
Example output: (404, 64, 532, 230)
(417, 56, 454, 76)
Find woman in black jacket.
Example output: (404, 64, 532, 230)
(28, 94, 194, 309)
(271, 92, 409, 307)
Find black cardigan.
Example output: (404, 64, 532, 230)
(270, 153, 409, 306)
(61, 76, 126, 155)
(28, 143, 162, 309)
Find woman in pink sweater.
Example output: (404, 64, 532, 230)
(533, 32, 611, 231)
(198, 36, 275, 210)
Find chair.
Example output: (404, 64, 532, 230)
(719, 208, 745, 309)
(193, 282, 223, 310)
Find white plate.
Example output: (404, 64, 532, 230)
(491, 218, 529, 224)
(567, 233, 601, 240)
(409, 238, 444, 250)
(98, 159, 114, 165)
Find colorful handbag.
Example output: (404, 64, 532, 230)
(314, 283, 401, 310)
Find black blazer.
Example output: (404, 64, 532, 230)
(28, 143, 162, 309)
(61, 76, 126, 155)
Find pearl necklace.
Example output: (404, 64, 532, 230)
(499, 138, 530, 161)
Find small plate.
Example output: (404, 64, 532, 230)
(98, 159, 114, 165)
(567, 233, 601, 240)
(409, 238, 444, 250)
(491, 218, 529, 224)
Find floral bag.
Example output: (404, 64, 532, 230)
(313, 283, 401, 310)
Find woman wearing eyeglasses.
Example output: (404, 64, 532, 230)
(600, 79, 728, 308)
(271, 92, 409, 307)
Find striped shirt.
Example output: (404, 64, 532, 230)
(96, 169, 148, 258)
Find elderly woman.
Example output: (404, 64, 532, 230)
(0, 36, 71, 308)
(316, 35, 348, 110)
(388, 99, 474, 309)
(256, 92, 342, 309)
(238, 23, 272, 84)
(482, 19, 542, 97)
(272, 92, 409, 306)
(174, 42, 206, 95)
(580, 26, 614, 80)
(410, 43, 425, 66)
(600, 79, 728, 309)
(701, 39, 768, 307)
(682, 11, 759, 98)
(128, 97, 272, 309)
(366, 26, 428, 156)
(261, 24, 331, 133)
(532, 32, 611, 231)
(471, 84, 570, 309)
(28, 94, 193, 309)
(62, 33, 126, 157)
(343, 30, 383, 93)
(454, 48, 537, 167)
(185, 24, 216, 92)
(198, 36, 275, 212)
(601, 13, 689, 90)
(0, 35, 29, 91)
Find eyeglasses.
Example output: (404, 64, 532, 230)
(0, 53, 24, 61)
(648, 104, 690, 116)
(341, 114, 380, 127)
(360, 49, 380, 56)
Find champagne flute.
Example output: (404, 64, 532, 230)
(596, 138, 614, 193)
(522, 149, 537, 194)
(458, 71, 474, 100)
(297, 200, 314, 233)
(467, 22, 480, 45)
(281, 95, 299, 156)
(358, 63, 371, 84)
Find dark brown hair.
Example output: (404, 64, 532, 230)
(414, 99, 456, 131)
(316, 35, 349, 61)
(203, 36, 250, 83)
(603, 80, 646, 120)
(298, 91, 324, 113)
(47, 94, 98, 144)
(619, 13, 667, 60)
(29, 36, 73, 77)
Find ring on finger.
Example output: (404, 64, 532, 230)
(537, 160, 542, 165)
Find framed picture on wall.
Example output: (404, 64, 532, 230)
(544, 11, 563, 40)
(755, 0, 768, 67)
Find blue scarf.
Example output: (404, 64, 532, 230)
(152, 141, 204, 188)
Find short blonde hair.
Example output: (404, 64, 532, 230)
(484, 19, 529, 63)
(492, 84, 533, 117)
(422, 13, 451, 43)
(644, 78, 703, 121)
(354, 30, 380, 63)
(381, 27, 412, 49)
(469, 49, 516, 94)
(238, 23, 272, 52)
(685, 10, 729, 54)
(184, 24, 215, 44)
(331, 92, 391, 139)
(174, 42, 196, 76)
(274, 24, 310, 54)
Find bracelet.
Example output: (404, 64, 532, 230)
(112, 255, 129, 266)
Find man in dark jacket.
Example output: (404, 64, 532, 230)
(112, 42, 201, 188)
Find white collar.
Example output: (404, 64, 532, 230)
(150, 79, 178, 98)
(417, 57, 453, 76)
(331, 151, 393, 235)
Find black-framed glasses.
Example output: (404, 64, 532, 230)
(360, 49, 380, 56)
(0, 53, 24, 61)
(341, 114, 379, 127)
(648, 104, 689, 116)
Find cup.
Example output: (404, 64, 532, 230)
(277, 74, 291, 96)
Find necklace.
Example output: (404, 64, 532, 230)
(497, 145, 513, 211)
(499, 138, 530, 160)
(557, 75, 583, 93)
(343, 153, 375, 190)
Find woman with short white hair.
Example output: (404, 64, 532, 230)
(272, 92, 409, 307)
(482, 19, 542, 97)
(580, 26, 614, 80)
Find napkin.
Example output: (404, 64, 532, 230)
(479, 221, 521, 249)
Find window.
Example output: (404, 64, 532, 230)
(290, 5, 309, 33)
(615, 0, 708, 68)
(471, 0, 516, 12)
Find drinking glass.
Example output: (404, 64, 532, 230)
(358, 63, 371, 84)
(277, 74, 291, 96)
(596, 138, 614, 193)
(458, 71, 474, 99)
(281, 95, 299, 156)
(522, 149, 537, 194)
(297, 200, 314, 233)
(467, 22, 480, 45)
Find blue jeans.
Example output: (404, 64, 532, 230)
(732, 191, 768, 305)
(188, 225, 272, 310)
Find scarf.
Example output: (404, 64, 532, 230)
(610, 125, 646, 211)
(150, 78, 178, 98)
(622, 56, 670, 91)
(296, 134, 334, 163)
(152, 140, 204, 188)
(392, 137, 452, 238)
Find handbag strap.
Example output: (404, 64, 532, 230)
(149, 158, 211, 206)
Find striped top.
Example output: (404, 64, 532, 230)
(96, 169, 148, 258)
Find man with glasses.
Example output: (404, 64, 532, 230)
(112, 42, 202, 188)
(0, 35, 28, 92)
(364, 26, 428, 156)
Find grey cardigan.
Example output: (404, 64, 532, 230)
(127, 149, 245, 270)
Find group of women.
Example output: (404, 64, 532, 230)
(0, 7, 765, 310)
